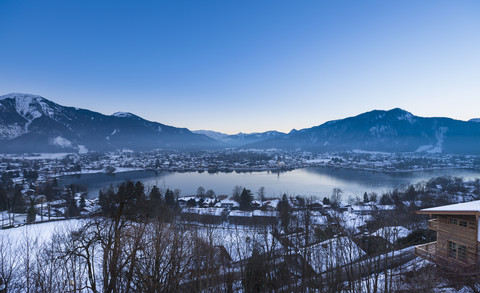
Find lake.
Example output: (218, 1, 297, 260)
(59, 167, 480, 200)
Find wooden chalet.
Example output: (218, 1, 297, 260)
(415, 200, 480, 271)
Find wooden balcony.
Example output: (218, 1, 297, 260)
(428, 218, 438, 231)
(415, 241, 476, 271)
(415, 241, 437, 262)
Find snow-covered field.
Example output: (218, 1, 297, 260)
(0, 219, 84, 245)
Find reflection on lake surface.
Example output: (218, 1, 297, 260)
(59, 167, 480, 200)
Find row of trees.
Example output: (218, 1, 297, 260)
(98, 181, 179, 222)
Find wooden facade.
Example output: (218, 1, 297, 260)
(434, 215, 477, 268)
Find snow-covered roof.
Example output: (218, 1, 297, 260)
(228, 210, 252, 217)
(220, 199, 239, 207)
(252, 210, 277, 217)
(376, 205, 396, 211)
(417, 200, 480, 215)
(263, 199, 279, 209)
(182, 207, 224, 216)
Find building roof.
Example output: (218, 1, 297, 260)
(228, 210, 252, 217)
(182, 207, 224, 216)
(417, 200, 480, 216)
(252, 210, 277, 217)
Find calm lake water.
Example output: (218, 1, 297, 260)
(59, 167, 480, 200)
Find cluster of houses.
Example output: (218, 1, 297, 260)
(180, 207, 278, 225)
(178, 196, 280, 226)
(175, 194, 401, 235)
(3, 150, 475, 181)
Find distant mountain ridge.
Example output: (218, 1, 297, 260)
(194, 130, 286, 147)
(1, 93, 480, 154)
(0, 93, 216, 152)
(246, 108, 480, 154)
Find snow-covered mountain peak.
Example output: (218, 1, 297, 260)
(0, 93, 217, 152)
(386, 108, 416, 123)
(112, 112, 135, 118)
(0, 93, 44, 101)
(0, 93, 55, 120)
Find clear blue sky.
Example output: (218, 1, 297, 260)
(1, 0, 479, 134)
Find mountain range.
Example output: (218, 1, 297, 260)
(0, 93, 216, 153)
(247, 108, 480, 154)
(193, 130, 286, 147)
(1, 93, 480, 154)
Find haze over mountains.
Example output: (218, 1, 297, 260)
(1, 93, 480, 154)
(193, 130, 287, 147)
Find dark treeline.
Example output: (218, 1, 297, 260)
(98, 181, 178, 222)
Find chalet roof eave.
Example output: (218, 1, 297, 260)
(415, 210, 480, 217)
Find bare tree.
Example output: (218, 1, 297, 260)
(196, 186, 206, 198)
(330, 188, 343, 208)
(257, 187, 265, 202)
(232, 185, 243, 202)
(0, 235, 18, 292)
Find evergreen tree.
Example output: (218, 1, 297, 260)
(404, 185, 417, 201)
(79, 194, 86, 210)
(363, 192, 369, 203)
(239, 188, 253, 211)
(322, 197, 331, 205)
(99, 185, 116, 216)
(12, 185, 26, 213)
(66, 190, 79, 218)
(0, 185, 6, 211)
(165, 188, 176, 208)
(187, 198, 196, 207)
(277, 194, 291, 233)
(243, 247, 267, 292)
(134, 181, 145, 202)
(149, 185, 163, 202)
(148, 185, 164, 218)
(27, 198, 36, 223)
(133, 181, 147, 217)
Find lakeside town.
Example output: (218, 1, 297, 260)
(1, 149, 479, 180)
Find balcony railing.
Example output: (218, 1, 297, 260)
(428, 218, 438, 231)
(415, 241, 437, 262)
(415, 241, 476, 271)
